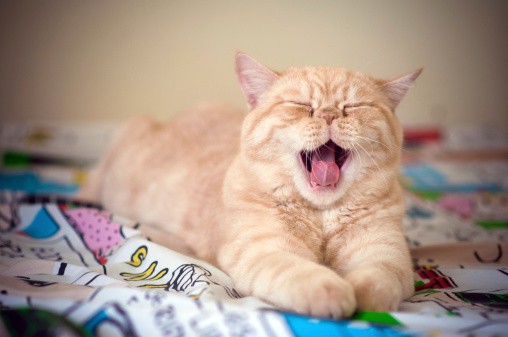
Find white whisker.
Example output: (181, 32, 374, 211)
(355, 134, 423, 159)
(355, 135, 391, 152)
(346, 139, 364, 174)
(353, 140, 388, 184)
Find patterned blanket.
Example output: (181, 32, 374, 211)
(1, 163, 507, 336)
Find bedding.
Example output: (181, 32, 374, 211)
(0, 127, 507, 337)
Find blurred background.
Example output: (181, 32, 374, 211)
(1, 0, 507, 129)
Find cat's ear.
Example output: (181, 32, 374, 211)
(380, 68, 423, 111)
(235, 53, 279, 110)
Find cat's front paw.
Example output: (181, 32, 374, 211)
(271, 267, 356, 319)
(345, 267, 407, 312)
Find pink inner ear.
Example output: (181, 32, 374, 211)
(235, 53, 278, 110)
(383, 68, 423, 110)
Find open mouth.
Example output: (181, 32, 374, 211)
(300, 140, 349, 190)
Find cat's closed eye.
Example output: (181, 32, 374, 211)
(287, 101, 314, 116)
(341, 103, 371, 116)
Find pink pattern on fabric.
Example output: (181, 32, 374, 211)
(64, 208, 124, 264)
(438, 194, 474, 218)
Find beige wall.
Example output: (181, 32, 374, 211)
(1, 0, 507, 129)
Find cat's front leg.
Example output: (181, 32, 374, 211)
(328, 227, 414, 312)
(217, 219, 356, 318)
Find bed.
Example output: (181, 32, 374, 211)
(0, 123, 507, 337)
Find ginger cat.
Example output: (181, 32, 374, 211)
(79, 53, 422, 318)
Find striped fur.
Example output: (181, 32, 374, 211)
(79, 54, 421, 318)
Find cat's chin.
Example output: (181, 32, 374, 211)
(296, 177, 353, 209)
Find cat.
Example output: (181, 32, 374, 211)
(79, 53, 422, 318)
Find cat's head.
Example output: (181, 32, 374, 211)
(235, 53, 421, 207)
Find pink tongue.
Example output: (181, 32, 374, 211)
(310, 147, 340, 188)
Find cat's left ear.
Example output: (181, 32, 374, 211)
(380, 68, 423, 111)
(235, 53, 279, 110)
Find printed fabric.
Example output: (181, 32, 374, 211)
(0, 191, 507, 337)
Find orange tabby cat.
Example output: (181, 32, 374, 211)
(79, 53, 422, 318)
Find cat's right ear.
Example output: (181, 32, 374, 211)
(235, 53, 278, 110)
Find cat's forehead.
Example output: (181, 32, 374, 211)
(275, 66, 379, 103)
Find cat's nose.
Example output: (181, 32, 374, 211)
(322, 114, 336, 125)
(316, 110, 337, 125)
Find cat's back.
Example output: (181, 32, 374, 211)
(94, 104, 244, 228)
(167, 103, 244, 150)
